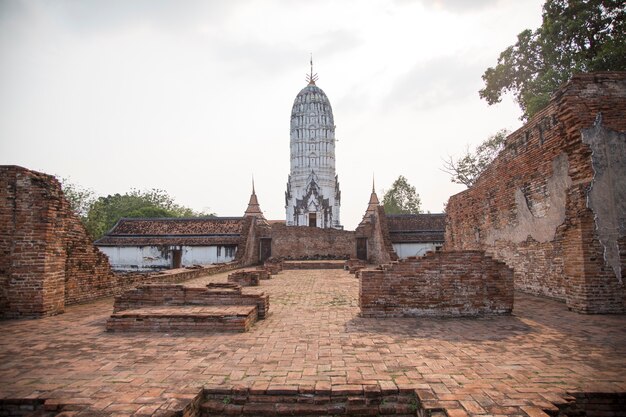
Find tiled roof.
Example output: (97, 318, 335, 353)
(386, 213, 446, 243)
(95, 217, 244, 247)
(95, 236, 241, 246)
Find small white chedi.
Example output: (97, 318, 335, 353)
(285, 60, 342, 228)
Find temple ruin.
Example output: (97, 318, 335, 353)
(0, 72, 624, 417)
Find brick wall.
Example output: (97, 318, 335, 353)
(359, 251, 514, 317)
(445, 72, 626, 313)
(0, 166, 243, 318)
(355, 206, 398, 265)
(1, 167, 77, 317)
(270, 223, 356, 260)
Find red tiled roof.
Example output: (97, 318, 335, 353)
(386, 213, 446, 243)
(95, 217, 244, 247)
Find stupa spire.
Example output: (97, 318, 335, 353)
(359, 175, 380, 226)
(306, 53, 318, 85)
(244, 177, 266, 221)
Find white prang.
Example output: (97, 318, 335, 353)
(285, 80, 342, 228)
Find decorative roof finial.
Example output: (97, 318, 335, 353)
(372, 174, 376, 193)
(252, 175, 256, 195)
(306, 53, 318, 85)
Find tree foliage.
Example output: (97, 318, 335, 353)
(442, 129, 509, 188)
(84, 189, 215, 240)
(59, 179, 214, 240)
(382, 175, 422, 215)
(58, 177, 96, 220)
(480, 0, 626, 119)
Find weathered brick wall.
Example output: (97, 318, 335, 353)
(0, 166, 243, 318)
(355, 206, 397, 265)
(1, 167, 73, 317)
(359, 251, 514, 317)
(270, 223, 356, 260)
(445, 72, 626, 313)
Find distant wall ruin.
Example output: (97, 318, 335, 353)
(359, 251, 514, 317)
(445, 72, 626, 313)
(269, 223, 356, 260)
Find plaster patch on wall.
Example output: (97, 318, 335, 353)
(582, 114, 626, 283)
(486, 153, 572, 245)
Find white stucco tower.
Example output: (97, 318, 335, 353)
(285, 63, 342, 228)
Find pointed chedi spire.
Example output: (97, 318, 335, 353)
(244, 176, 267, 222)
(359, 174, 380, 226)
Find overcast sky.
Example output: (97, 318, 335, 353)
(0, 0, 544, 230)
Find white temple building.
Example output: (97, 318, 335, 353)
(285, 63, 342, 228)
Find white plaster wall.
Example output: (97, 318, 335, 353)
(98, 246, 169, 271)
(392, 243, 442, 259)
(98, 245, 237, 271)
(182, 246, 236, 265)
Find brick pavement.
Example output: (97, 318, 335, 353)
(0, 268, 624, 416)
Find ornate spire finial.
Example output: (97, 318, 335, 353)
(306, 53, 318, 85)
(372, 174, 376, 193)
(252, 175, 256, 195)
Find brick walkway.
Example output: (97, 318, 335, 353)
(0, 269, 624, 416)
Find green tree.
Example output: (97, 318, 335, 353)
(58, 177, 96, 220)
(84, 189, 215, 240)
(382, 175, 422, 215)
(480, 0, 626, 119)
(442, 129, 509, 188)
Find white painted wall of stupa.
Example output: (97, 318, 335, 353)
(285, 81, 342, 228)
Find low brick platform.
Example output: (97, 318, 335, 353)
(345, 258, 368, 274)
(264, 259, 283, 275)
(112, 283, 269, 319)
(283, 260, 346, 270)
(227, 270, 261, 286)
(106, 305, 258, 333)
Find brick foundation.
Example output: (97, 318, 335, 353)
(106, 305, 258, 332)
(445, 73, 626, 313)
(227, 270, 262, 286)
(111, 283, 269, 319)
(359, 251, 513, 317)
(263, 258, 283, 274)
(345, 259, 368, 274)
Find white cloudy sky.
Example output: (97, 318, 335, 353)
(0, 0, 544, 230)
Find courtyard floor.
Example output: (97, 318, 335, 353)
(0, 268, 625, 416)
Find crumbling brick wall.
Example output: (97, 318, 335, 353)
(270, 223, 356, 260)
(445, 72, 626, 313)
(0, 166, 121, 317)
(359, 251, 513, 317)
(1, 166, 243, 318)
(355, 206, 398, 265)
(1, 167, 85, 317)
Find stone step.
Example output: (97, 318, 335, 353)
(200, 388, 422, 416)
(282, 260, 346, 270)
(106, 305, 258, 332)
(200, 399, 419, 416)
